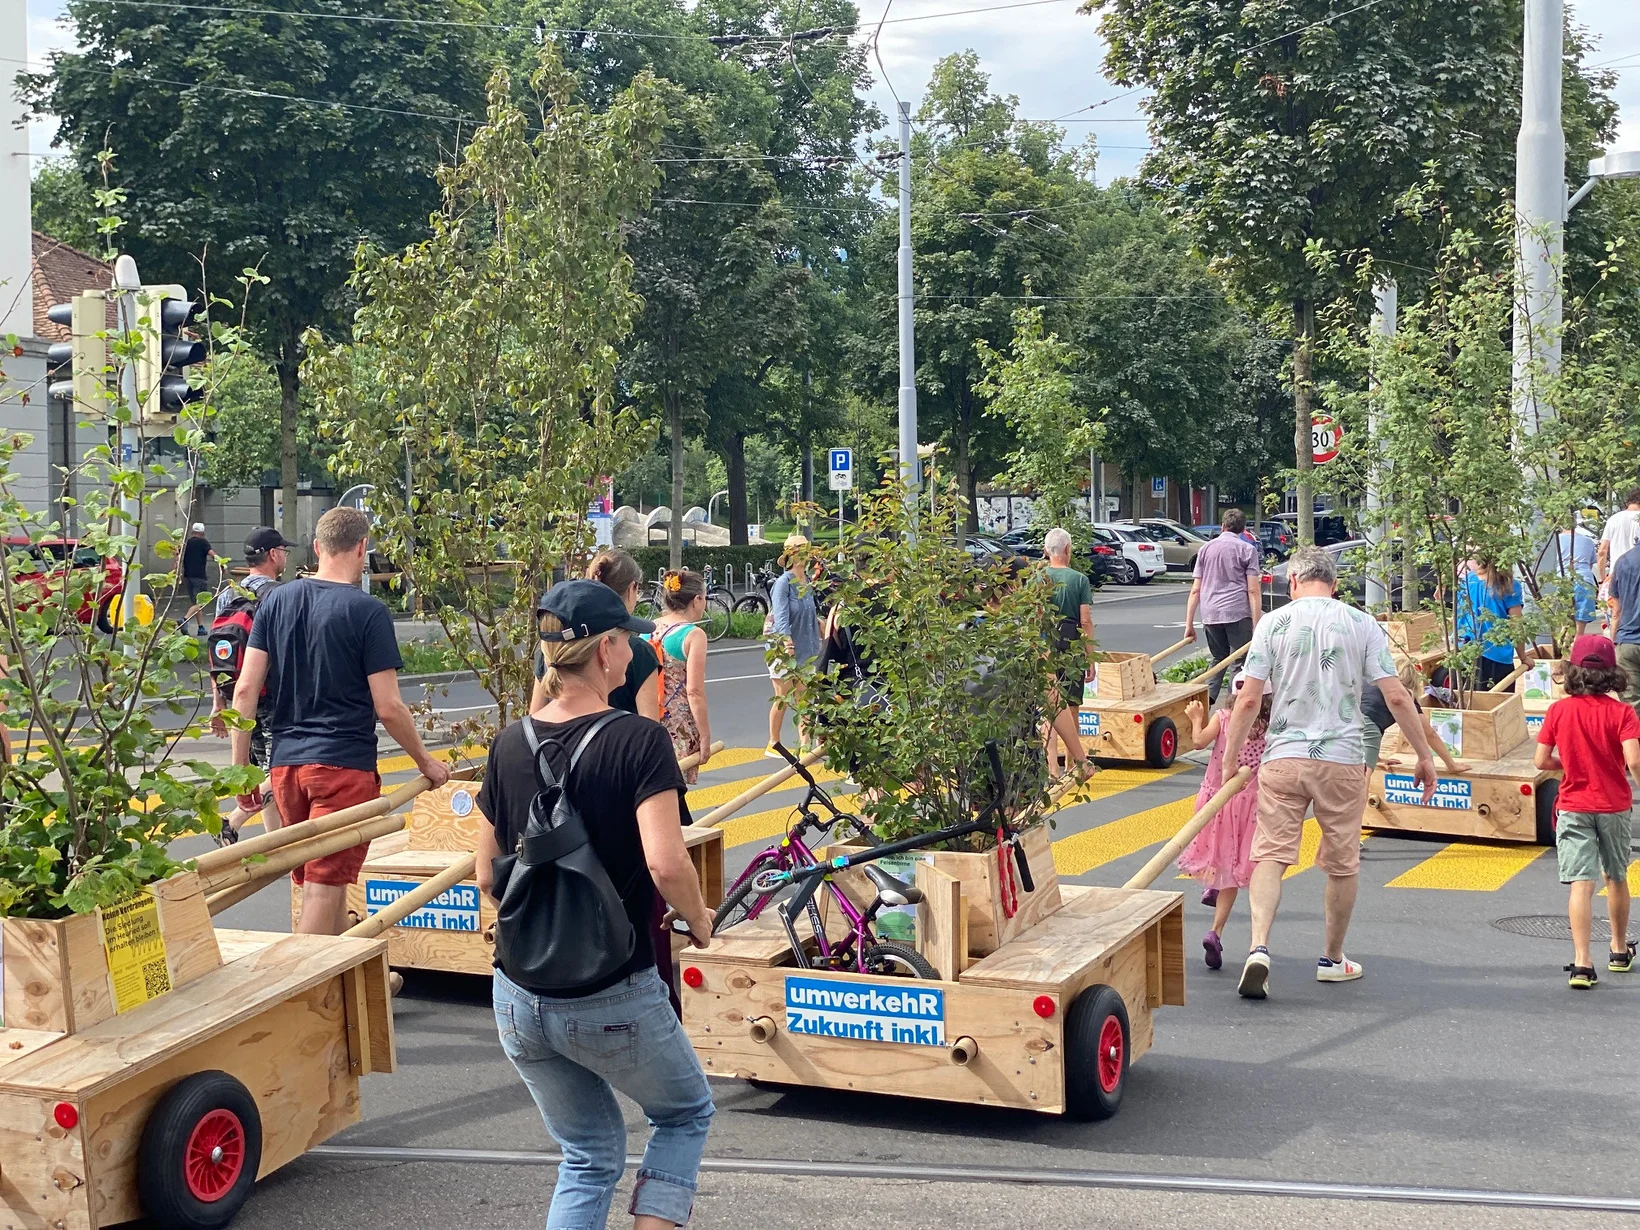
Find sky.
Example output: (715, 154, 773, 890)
(20, 0, 1640, 183)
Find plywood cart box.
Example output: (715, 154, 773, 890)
(322, 774, 725, 976)
(1076, 651, 1206, 769)
(0, 871, 394, 1230)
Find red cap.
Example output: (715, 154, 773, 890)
(1569, 634, 1616, 670)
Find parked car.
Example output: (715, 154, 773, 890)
(1261, 539, 1436, 612)
(996, 527, 1043, 558)
(992, 526, 1116, 589)
(1135, 519, 1210, 572)
(1191, 524, 1221, 540)
(5, 537, 125, 632)
(1256, 520, 1295, 560)
(1273, 512, 1352, 547)
(1093, 523, 1167, 586)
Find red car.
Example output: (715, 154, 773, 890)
(4, 537, 126, 632)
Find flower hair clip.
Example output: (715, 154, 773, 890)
(664, 573, 683, 593)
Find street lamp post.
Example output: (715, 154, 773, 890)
(1511, 0, 1565, 440)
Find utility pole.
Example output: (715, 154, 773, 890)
(0, 0, 31, 342)
(1512, 0, 1565, 438)
(896, 100, 919, 520)
(1366, 280, 1396, 612)
(112, 255, 145, 615)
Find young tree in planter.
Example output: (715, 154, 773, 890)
(784, 479, 1060, 845)
(0, 285, 262, 917)
(308, 48, 668, 747)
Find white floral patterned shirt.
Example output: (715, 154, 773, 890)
(1243, 596, 1397, 765)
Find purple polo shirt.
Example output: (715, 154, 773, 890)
(1194, 533, 1260, 623)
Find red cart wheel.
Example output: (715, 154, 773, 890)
(139, 1070, 263, 1228)
(1145, 717, 1178, 768)
(1065, 984, 1130, 1120)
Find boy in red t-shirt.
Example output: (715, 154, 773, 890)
(1534, 634, 1640, 988)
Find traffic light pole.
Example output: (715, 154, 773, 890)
(896, 100, 919, 523)
(113, 255, 144, 617)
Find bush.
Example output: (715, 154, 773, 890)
(1160, 653, 1210, 683)
(629, 544, 784, 583)
(400, 639, 465, 676)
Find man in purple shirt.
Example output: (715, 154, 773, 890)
(1184, 508, 1263, 702)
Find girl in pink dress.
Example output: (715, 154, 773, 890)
(1178, 672, 1269, 971)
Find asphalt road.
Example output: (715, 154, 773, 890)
(181, 576, 1640, 1229)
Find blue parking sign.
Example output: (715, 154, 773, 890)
(828, 447, 853, 491)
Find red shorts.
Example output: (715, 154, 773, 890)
(270, 764, 383, 886)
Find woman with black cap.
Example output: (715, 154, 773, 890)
(476, 580, 715, 1228)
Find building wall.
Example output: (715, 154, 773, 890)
(0, 341, 56, 517)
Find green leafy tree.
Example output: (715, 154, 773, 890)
(29, 159, 100, 252)
(309, 48, 667, 744)
(27, 0, 485, 543)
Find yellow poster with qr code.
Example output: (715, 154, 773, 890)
(100, 889, 172, 1014)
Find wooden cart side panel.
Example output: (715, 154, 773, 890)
(1365, 770, 1538, 842)
(915, 864, 965, 981)
(1082, 684, 1205, 761)
(360, 951, 396, 1074)
(82, 976, 360, 1229)
(685, 964, 1064, 1112)
(152, 871, 224, 995)
(2, 914, 84, 1034)
(0, 1090, 92, 1230)
(684, 825, 725, 909)
(1159, 900, 1186, 1007)
(320, 876, 497, 977)
(1103, 933, 1155, 1064)
(408, 780, 483, 852)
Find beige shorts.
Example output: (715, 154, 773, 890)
(1252, 759, 1367, 876)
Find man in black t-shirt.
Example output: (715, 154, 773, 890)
(230, 507, 450, 937)
(182, 523, 212, 633)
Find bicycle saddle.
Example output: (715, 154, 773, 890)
(864, 863, 924, 907)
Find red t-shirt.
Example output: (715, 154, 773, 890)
(1536, 694, 1640, 814)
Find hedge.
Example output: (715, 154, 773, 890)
(628, 543, 785, 582)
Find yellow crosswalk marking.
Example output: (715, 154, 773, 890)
(376, 744, 485, 775)
(1599, 861, 1639, 897)
(686, 763, 844, 812)
(1052, 795, 1196, 877)
(718, 792, 863, 850)
(1386, 842, 1546, 891)
(696, 746, 779, 773)
(1284, 820, 1321, 880)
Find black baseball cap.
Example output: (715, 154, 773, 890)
(244, 527, 295, 558)
(538, 579, 654, 642)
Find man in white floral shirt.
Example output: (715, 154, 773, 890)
(1222, 547, 1437, 999)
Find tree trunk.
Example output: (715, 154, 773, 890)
(1293, 299, 1316, 547)
(276, 327, 301, 556)
(957, 387, 977, 536)
(727, 431, 748, 546)
(667, 392, 684, 571)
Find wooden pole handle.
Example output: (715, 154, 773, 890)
(700, 748, 826, 828)
(202, 811, 406, 900)
(1187, 641, 1250, 686)
(342, 853, 479, 940)
(677, 740, 725, 772)
(1149, 637, 1195, 667)
(1122, 766, 1252, 891)
(194, 774, 432, 876)
(1487, 661, 1530, 693)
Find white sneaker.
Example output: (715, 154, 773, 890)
(1237, 948, 1271, 999)
(764, 744, 783, 759)
(1316, 955, 1363, 983)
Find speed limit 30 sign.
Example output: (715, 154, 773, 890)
(1311, 415, 1341, 465)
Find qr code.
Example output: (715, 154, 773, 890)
(143, 960, 172, 1000)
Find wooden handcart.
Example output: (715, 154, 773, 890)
(1077, 645, 1208, 769)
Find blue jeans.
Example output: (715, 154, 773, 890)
(494, 967, 714, 1228)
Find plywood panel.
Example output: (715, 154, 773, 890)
(915, 864, 964, 981)
(152, 871, 223, 994)
(1093, 652, 1155, 700)
(960, 886, 1183, 996)
(922, 825, 1061, 957)
(685, 964, 1064, 1112)
(0, 1089, 92, 1230)
(1365, 769, 1541, 842)
(331, 871, 497, 977)
(83, 977, 359, 1227)
(699, 910, 799, 968)
(2, 916, 74, 1034)
(407, 779, 482, 851)
(1081, 683, 1205, 762)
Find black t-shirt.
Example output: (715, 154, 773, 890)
(182, 536, 211, 577)
(477, 710, 686, 996)
(247, 578, 403, 770)
(534, 635, 658, 716)
(1362, 681, 1422, 733)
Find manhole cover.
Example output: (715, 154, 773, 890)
(1491, 915, 1610, 942)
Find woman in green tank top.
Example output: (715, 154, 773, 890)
(649, 570, 712, 783)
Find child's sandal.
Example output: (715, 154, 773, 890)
(1608, 942, 1637, 974)
(1565, 963, 1598, 989)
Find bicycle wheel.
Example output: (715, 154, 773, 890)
(733, 593, 769, 619)
(633, 583, 661, 621)
(713, 850, 785, 934)
(702, 593, 732, 642)
(862, 941, 939, 980)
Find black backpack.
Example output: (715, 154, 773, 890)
(491, 712, 636, 994)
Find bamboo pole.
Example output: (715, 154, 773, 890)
(700, 748, 826, 827)
(1187, 641, 1250, 686)
(1148, 637, 1195, 667)
(342, 853, 478, 940)
(204, 877, 267, 917)
(201, 811, 406, 898)
(1121, 767, 1252, 891)
(194, 775, 431, 877)
(1487, 661, 1530, 693)
(678, 740, 725, 772)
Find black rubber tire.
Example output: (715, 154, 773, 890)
(1065, 984, 1129, 1121)
(1116, 559, 1139, 586)
(733, 594, 769, 618)
(713, 851, 784, 934)
(1145, 717, 1179, 768)
(96, 595, 116, 634)
(138, 1070, 263, 1229)
(1135, 573, 1153, 585)
(702, 593, 733, 642)
(863, 940, 939, 979)
(1535, 777, 1559, 847)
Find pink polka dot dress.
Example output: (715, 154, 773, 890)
(1177, 720, 1265, 891)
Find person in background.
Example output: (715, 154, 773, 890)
(230, 508, 451, 943)
(650, 570, 712, 784)
(1360, 662, 1467, 777)
(531, 550, 661, 723)
(1041, 528, 1095, 783)
(182, 522, 213, 634)
(766, 534, 820, 757)
(1536, 515, 1599, 636)
(1184, 508, 1263, 704)
(1597, 488, 1640, 620)
(210, 527, 294, 844)
(1456, 556, 1530, 690)
(1603, 539, 1640, 716)
(1533, 634, 1638, 989)
(477, 580, 715, 1229)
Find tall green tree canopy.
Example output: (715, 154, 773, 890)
(26, 0, 485, 537)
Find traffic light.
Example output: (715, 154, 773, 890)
(134, 284, 204, 423)
(44, 291, 110, 414)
